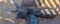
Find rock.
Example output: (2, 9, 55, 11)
(28, 7, 42, 17)
(28, 7, 58, 18)
(23, 0, 34, 6)
(14, 7, 28, 19)
(28, 14, 39, 24)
